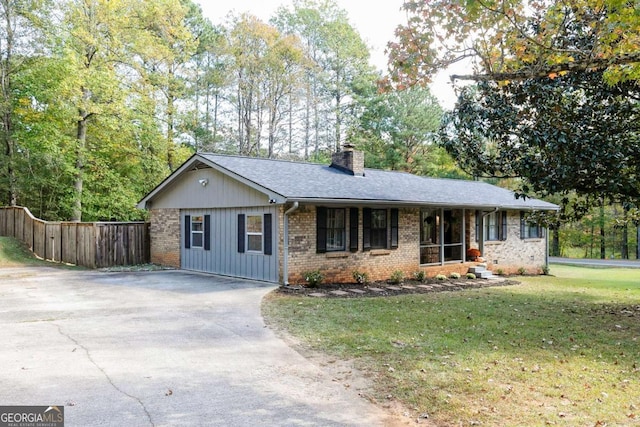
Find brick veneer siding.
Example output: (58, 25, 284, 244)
(284, 206, 547, 284)
(285, 206, 419, 284)
(149, 208, 181, 268)
(480, 210, 547, 275)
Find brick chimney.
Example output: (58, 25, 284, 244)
(330, 144, 365, 176)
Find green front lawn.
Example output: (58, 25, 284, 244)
(263, 265, 640, 426)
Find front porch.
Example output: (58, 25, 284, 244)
(419, 208, 475, 266)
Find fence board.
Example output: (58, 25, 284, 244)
(33, 219, 46, 259)
(0, 207, 149, 269)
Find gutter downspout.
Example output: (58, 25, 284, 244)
(283, 202, 299, 285)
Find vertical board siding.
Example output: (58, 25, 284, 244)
(0, 206, 149, 269)
(182, 206, 279, 282)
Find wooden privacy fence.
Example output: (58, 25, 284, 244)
(0, 206, 150, 268)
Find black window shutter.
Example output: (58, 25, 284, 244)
(520, 211, 525, 240)
(363, 208, 372, 251)
(204, 215, 211, 250)
(390, 208, 399, 249)
(184, 215, 191, 249)
(349, 208, 359, 252)
(501, 211, 508, 241)
(316, 207, 327, 253)
(264, 213, 273, 255)
(237, 214, 245, 253)
(475, 211, 480, 242)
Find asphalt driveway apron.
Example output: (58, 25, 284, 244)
(0, 268, 392, 426)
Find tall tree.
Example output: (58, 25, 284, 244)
(0, 0, 49, 206)
(226, 13, 305, 157)
(134, 0, 197, 171)
(273, 0, 372, 156)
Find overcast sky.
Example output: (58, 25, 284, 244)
(196, 0, 459, 108)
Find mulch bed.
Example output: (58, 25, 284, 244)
(278, 277, 520, 298)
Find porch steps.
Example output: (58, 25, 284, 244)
(468, 263, 496, 279)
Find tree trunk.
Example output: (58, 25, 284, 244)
(551, 223, 560, 257)
(599, 204, 606, 259)
(1, 0, 17, 206)
(622, 207, 629, 259)
(72, 109, 88, 222)
(166, 68, 176, 170)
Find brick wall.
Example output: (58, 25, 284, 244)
(286, 206, 421, 284)
(285, 206, 548, 284)
(149, 208, 181, 268)
(481, 211, 547, 275)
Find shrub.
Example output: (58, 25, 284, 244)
(413, 270, 426, 282)
(352, 270, 369, 284)
(390, 270, 404, 284)
(496, 268, 504, 276)
(449, 272, 461, 279)
(435, 274, 447, 281)
(303, 270, 324, 287)
(466, 273, 476, 279)
(541, 265, 550, 275)
(518, 267, 527, 275)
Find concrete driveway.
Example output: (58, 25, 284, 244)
(0, 267, 394, 426)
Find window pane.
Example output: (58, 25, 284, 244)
(486, 212, 499, 241)
(445, 210, 462, 244)
(371, 229, 386, 248)
(421, 209, 439, 244)
(372, 210, 386, 229)
(325, 208, 346, 251)
(192, 233, 203, 248)
(327, 209, 345, 228)
(525, 223, 541, 238)
(248, 235, 262, 252)
(192, 216, 203, 232)
(247, 215, 262, 233)
(326, 229, 345, 251)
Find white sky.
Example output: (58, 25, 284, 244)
(196, 0, 460, 108)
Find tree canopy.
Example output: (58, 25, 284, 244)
(388, 0, 640, 222)
(440, 70, 640, 216)
(389, 0, 640, 86)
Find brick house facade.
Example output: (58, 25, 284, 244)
(139, 151, 557, 284)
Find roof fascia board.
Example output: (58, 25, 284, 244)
(287, 198, 559, 211)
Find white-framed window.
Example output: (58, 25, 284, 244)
(191, 215, 204, 248)
(246, 215, 263, 252)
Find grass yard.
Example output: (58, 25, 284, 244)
(0, 236, 49, 267)
(262, 266, 640, 426)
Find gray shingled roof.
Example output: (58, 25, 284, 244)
(198, 154, 558, 211)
